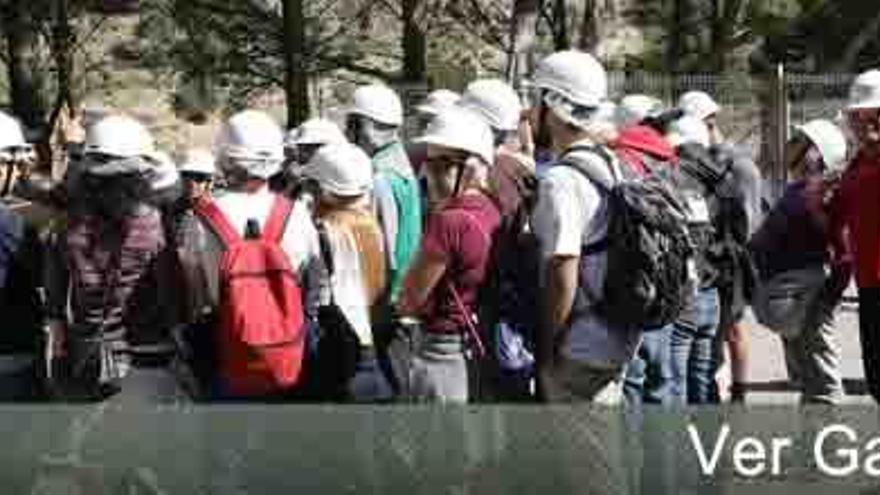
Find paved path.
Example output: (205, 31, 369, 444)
(731, 299, 872, 405)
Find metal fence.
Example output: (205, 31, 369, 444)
(387, 71, 855, 173)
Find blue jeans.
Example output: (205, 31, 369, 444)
(349, 352, 394, 403)
(670, 288, 721, 405)
(624, 325, 673, 407)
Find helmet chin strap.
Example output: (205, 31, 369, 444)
(1, 165, 13, 197)
(452, 162, 466, 198)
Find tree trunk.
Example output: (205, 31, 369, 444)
(577, 0, 599, 52)
(551, 0, 569, 50)
(282, 0, 309, 128)
(4, 1, 47, 134)
(507, 0, 540, 82)
(835, 8, 880, 72)
(667, 0, 684, 72)
(401, 0, 427, 83)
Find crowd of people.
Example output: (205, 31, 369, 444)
(1, 49, 880, 407)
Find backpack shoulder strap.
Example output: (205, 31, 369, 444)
(195, 200, 242, 248)
(557, 146, 617, 256)
(556, 144, 618, 193)
(262, 195, 294, 244)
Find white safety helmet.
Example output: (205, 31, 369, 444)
(302, 142, 373, 197)
(84, 114, 155, 159)
(0, 111, 29, 152)
(458, 79, 523, 132)
(667, 115, 711, 148)
(617, 94, 664, 128)
(416, 89, 461, 116)
(148, 151, 180, 191)
(416, 106, 495, 165)
(847, 69, 880, 110)
(285, 118, 347, 148)
(179, 148, 216, 176)
(797, 119, 848, 172)
(678, 91, 720, 121)
(215, 110, 284, 179)
(529, 50, 608, 108)
(349, 84, 404, 126)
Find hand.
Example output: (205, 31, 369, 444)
(518, 112, 535, 158)
(46, 320, 67, 359)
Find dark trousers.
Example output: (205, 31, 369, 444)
(859, 288, 880, 402)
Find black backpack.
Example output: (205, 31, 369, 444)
(684, 144, 758, 308)
(559, 145, 694, 330)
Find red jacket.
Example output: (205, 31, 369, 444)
(612, 125, 678, 176)
(832, 151, 880, 288)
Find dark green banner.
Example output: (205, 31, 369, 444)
(6, 405, 880, 493)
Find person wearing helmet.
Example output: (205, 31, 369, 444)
(177, 110, 320, 400)
(0, 111, 45, 400)
(751, 120, 850, 405)
(658, 115, 734, 405)
(409, 89, 461, 177)
(611, 94, 677, 177)
(458, 79, 536, 219)
(456, 78, 541, 400)
(300, 143, 389, 402)
(279, 118, 347, 197)
(148, 150, 183, 243)
(395, 107, 501, 403)
(415, 89, 461, 134)
(165, 148, 217, 247)
(679, 90, 761, 404)
(832, 69, 880, 403)
(525, 50, 641, 404)
(346, 84, 422, 308)
(179, 148, 217, 204)
(46, 114, 186, 403)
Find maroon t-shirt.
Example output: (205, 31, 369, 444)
(421, 193, 501, 334)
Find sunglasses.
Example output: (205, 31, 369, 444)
(424, 153, 469, 171)
(181, 173, 214, 183)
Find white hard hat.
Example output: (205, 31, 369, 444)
(529, 50, 608, 108)
(458, 79, 522, 132)
(148, 151, 180, 191)
(285, 118, 347, 148)
(667, 115, 711, 148)
(847, 69, 880, 110)
(302, 142, 373, 197)
(678, 91, 720, 121)
(179, 148, 216, 175)
(84, 114, 155, 158)
(617, 94, 664, 128)
(416, 106, 495, 165)
(416, 89, 461, 116)
(797, 119, 848, 172)
(0, 111, 28, 151)
(349, 84, 403, 126)
(215, 110, 284, 179)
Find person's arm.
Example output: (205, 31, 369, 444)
(396, 250, 447, 318)
(44, 226, 69, 358)
(373, 176, 399, 271)
(530, 170, 589, 372)
(176, 214, 212, 324)
(396, 207, 456, 319)
(540, 255, 579, 343)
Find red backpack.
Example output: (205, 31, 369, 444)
(195, 196, 306, 397)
